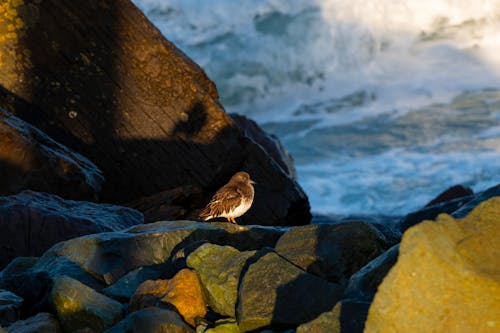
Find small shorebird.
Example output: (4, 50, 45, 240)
(199, 171, 255, 224)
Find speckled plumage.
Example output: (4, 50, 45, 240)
(199, 171, 255, 224)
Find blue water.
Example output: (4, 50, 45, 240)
(133, 0, 500, 215)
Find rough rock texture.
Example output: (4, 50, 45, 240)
(103, 307, 194, 333)
(0, 191, 143, 269)
(365, 197, 500, 333)
(237, 250, 343, 332)
(160, 269, 206, 326)
(186, 243, 255, 317)
(0, 109, 103, 200)
(130, 269, 206, 326)
(230, 114, 296, 179)
(275, 222, 387, 284)
(343, 245, 399, 302)
(0, 289, 23, 326)
(5, 312, 62, 333)
(37, 221, 283, 285)
(204, 319, 240, 333)
(50, 276, 123, 332)
(0, 0, 310, 226)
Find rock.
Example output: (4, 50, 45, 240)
(130, 269, 206, 326)
(39, 221, 283, 285)
(0, 289, 23, 326)
(0, 0, 309, 227)
(50, 276, 123, 332)
(237, 250, 343, 332)
(230, 114, 297, 179)
(365, 197, 500, 333)
(424, 184, 473, 207)
(128, 185, 204, 223)
(129, 279, 169, 313)
(398, 183, 500, 233)
(0, 108, 103, 200)
(186, 243, 255, 317)
(275, 222, 387, 285)
(205, 319, 240, 333)
(343, 244, 399, 302)
(6, 312, 62, 333)
(102, 264, 168, 301)
(0, 191, 143, 269)
(451, 183, 500, 218)
(103, 307, 194, 333)
(160, 269, 207, 326)
(296, 300, 370, 333)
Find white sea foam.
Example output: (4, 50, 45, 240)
(133, 0, 500, 215)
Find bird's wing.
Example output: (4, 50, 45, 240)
(199, 185, 243, 219)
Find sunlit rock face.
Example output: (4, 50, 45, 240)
(0, 0, 310, 226)
(365, 197, 500, 333)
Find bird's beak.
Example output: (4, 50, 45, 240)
(250, 180, 257, 184)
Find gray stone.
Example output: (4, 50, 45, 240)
(275, 222, 387, 285)
(50, 276, 123, 332)
(237, 250, 343, 332)
(0, 191, 143, 269)
(103, 307, 194, 333)
(6, 312, 62, 333)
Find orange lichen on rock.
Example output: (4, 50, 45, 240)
(161, 268, 207, 326)
(129, 269, 207, 326)
(365, 197, 500, 333)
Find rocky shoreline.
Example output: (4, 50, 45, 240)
(0, 0, 499, 332)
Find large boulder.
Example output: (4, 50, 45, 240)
(365, 197, 500, 333)
(0, 191, 143, 269)
(49, 276, 123, 332)
(0, 109, 103, 200)
(186, 243, 255, 317)
(275, 222, 387, 285)
(0, 0, 310, 226)
(236, 250, 343, 332)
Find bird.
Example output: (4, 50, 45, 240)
(199, 171, 255, 224)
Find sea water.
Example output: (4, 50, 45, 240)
(132, 0, 500, 215)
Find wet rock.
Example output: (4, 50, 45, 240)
(365, 197, 500, 333)
(451, 183, 500, 218)
(343, 245, 399, 302)
(186, 243, 255, 317)
(103, 307, 194, 333)
(424, 184, 473, 207)
(0, 289, 23, 326)
(0, 0, 309, 226)
(6, 312, 62, 333)
(0, 109, 103, 201)
(0, 191, 143, 269)
(275, 222, 387, 285)
(230, 114, 297, 179)
(129, 279, 169, 313)
(50, 276, 123, 332)
(237, 250, 343, 332)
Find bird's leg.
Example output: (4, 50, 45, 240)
(231, 217, 237, 224)
(226, 217, 231, 223)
